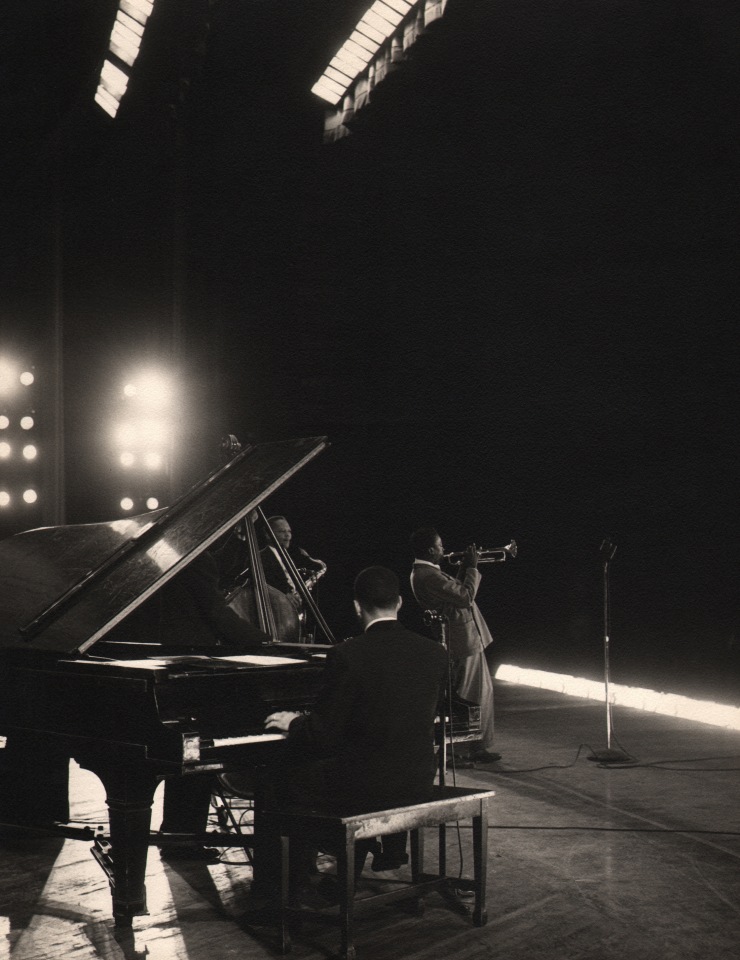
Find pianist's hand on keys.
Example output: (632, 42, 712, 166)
(264, 710, 302, 733)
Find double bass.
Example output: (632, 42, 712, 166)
(217, 435, 334, 644)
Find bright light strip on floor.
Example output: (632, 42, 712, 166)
(311, 0, 416, 105)
(94, 0, 155, 118)
(495, 664, 740, 731)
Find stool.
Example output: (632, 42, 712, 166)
(276, 785, 495, 960)
(210, 775, 255, 864)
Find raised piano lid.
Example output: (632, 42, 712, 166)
(0, 436, 328, 655)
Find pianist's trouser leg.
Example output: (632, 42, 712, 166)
(0, 732, 70, 824)
(252, 760, 329, 897)
(160, 774, 215, 835)
(252, 759, 376, 898)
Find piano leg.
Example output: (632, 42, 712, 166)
(78, 758, 161, 927)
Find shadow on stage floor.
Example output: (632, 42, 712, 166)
(1, 679, 739, 959)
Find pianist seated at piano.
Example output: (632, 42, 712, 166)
(230, 565, 448, 905)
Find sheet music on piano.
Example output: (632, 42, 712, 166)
(213, 654, 308, 666)
(69, 654, 314, 670)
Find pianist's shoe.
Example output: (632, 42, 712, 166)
(446, 753, 475, 769)
(159, 842, 221, 863)
(469, 749, 502, 763)
(371, 850, 409, 871)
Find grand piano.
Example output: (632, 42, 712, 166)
(0, 436, 334, 925)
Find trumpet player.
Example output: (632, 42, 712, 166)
(410, 527, 501, 764)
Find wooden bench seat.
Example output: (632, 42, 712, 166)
(276, 784, 495, 959)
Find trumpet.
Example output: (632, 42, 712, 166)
(443, 540, 517, 565)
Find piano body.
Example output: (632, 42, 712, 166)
(0, 436, 333, 926)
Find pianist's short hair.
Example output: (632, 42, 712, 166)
(354, 566, 400, 610)
(410, 526, 439, 557)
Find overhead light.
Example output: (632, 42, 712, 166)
(313, 76, 347, 102)
(311, 0, 429, 107)
(23, 489, 38, 504)
(95, 59, 130, 118)
(109, 12, 145, 68)
(95, 85, 121, 119)
(356, 19, 386, 45)
(95, 0, 157, 118)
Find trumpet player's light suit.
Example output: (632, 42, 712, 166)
(410, 560, 496, 752)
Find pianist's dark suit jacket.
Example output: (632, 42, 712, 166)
(285, 619, 448, 812)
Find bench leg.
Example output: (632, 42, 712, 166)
(337, 831, 357, 960)
(280, 835, 292, 953)
(410, 827, 424, 882)
(472, 807, 488, 926)
(438, 822, 446, 876)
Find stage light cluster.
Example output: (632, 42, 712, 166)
(0, 357, 40, 511)
(111, 367, 174, 516)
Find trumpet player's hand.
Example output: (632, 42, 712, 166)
(463, 544, 479, 568)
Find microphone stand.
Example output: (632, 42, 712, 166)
(588, 539, 634, 764)
(423, 610, 452, 786)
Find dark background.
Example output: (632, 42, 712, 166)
(1, 0, 737, 701)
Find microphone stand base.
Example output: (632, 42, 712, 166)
(587, 748, 635, 764)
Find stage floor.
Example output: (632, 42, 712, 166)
(2, 680, 739, 960)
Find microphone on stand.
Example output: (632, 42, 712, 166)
(589, 537, 635, 765)
(599, 538, 617, 561)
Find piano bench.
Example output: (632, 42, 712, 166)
(276, 785, 495, 960)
